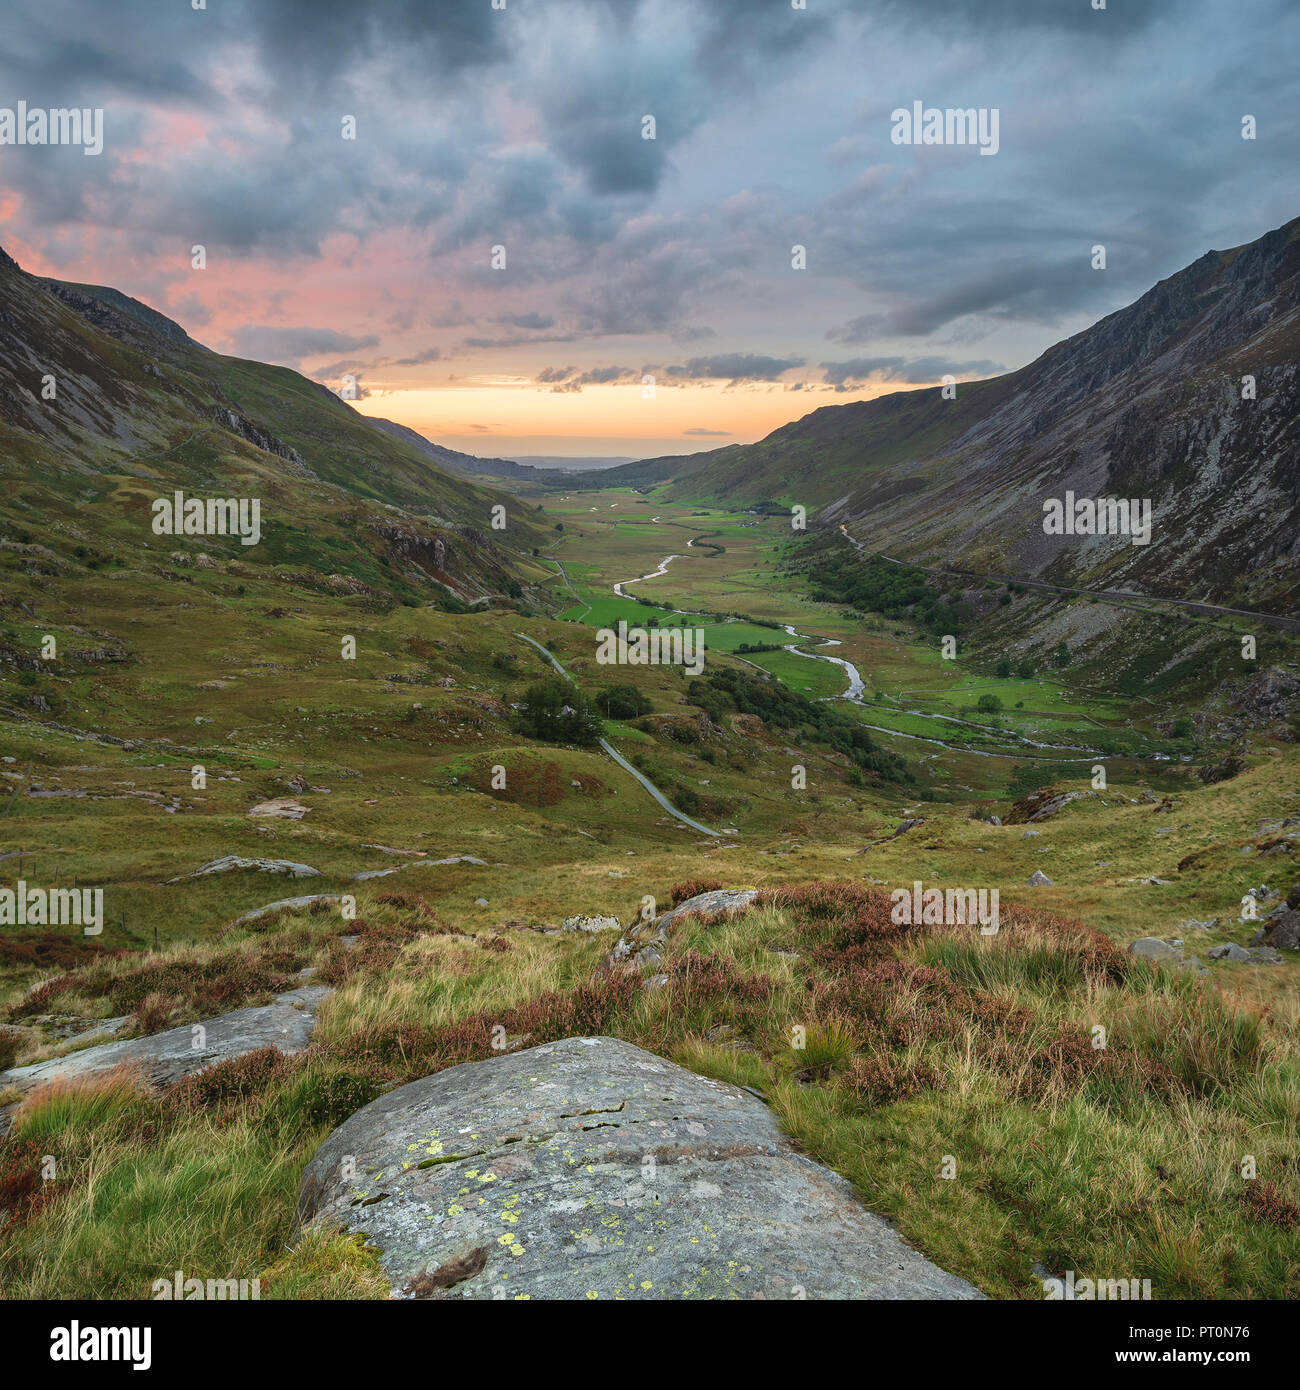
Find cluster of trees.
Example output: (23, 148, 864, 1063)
(803, 551, 971, 635)
(687, 667, 911, 784)
(512, 680, 603, 746)
(594, 684, 652, 719)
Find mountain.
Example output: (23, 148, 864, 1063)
(364, 416, 541, 483)
(644, 218, 1300, 617)
(0, 247, 547, 605)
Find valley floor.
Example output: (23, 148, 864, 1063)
(1, 485, 1297, 1299)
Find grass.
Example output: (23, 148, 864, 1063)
(1, 480, 1297, 1300)
(2, 880, 1295, 1299)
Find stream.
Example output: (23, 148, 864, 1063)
(608, 553, 1121, 762)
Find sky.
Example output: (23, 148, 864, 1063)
(1, 0, 1297, 459)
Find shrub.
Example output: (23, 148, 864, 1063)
(0, 1135, 56, 1236)
(1239, 1181, 1300, 1231)
(670, 878, 724, 906)
(166, 1047, 293, 1113)
(840, 1055, 942, 1109)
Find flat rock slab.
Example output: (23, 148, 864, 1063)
(227, 894, 341, 928)
(249, 798, 311, 819)
(297, 1036, 983, 1301)
(656, 888, 757, 931)
(167, 855, 321, 882)
(0, 986, 331, 1093)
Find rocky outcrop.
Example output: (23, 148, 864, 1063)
(1250, 907, 1300, 951)
(0, 986, 331, 1093)
(227, 894, 342, 929)
(603, 889, 757, 981)
(296, 1036, 984, 1300)
(1006, 787, 1093, 825)
(373, 524, 450, 575)
(561, 915, 621, 933)
(212, 406, 313, 475)
(167, 855, 321, 882)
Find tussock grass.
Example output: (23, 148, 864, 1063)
(1, 875, 1297, 1299)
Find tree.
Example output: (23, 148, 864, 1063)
(1053, 640, 1071, 669)
(595, 684, 652, 719)
(1015, 659, 1035, 679)
(976, 693, 1003, 713)
(995, 659, 1012, 679)
(513, 680, 601, 746)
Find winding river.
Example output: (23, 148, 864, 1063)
(606, 551, 1121, 762)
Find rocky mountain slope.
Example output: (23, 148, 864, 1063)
(637, 218, 1300, 618)
(0, 246, 544, 548)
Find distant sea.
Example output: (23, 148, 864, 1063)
(513, 456, 638, 472)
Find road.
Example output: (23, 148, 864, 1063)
(838, 526, 1300, 633)
(513, 631, 725, 837)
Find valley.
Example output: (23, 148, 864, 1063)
(1, 227, 1297, 1305)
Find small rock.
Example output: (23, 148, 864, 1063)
(561, 915, 621, 933)
(1026, 870, 1053, 887)
(1207, 943, 1251, 962)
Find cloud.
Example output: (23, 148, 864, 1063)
(5, 0, 1296, 424)
(391, 347, 443, 366)
(684, 427, 731, 436)
(666, 353, 804, 383)
(820, 356, 1006, 389)
(228, 325, 379, 366)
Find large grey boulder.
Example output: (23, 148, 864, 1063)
(0, 986, 331, 1093)
(1128, 938, 1180, 961)
(296, 1036, 983, 1301)
(1249, 907, 1300, 951)
(657, 888, 757, 931)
